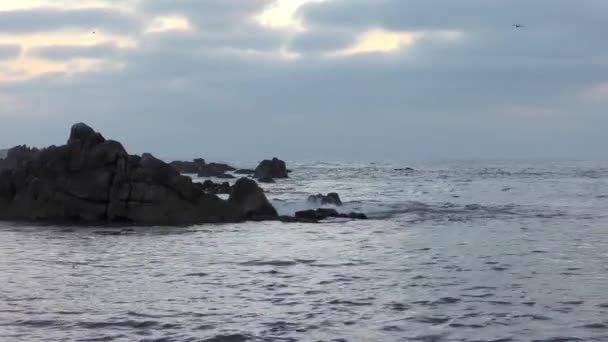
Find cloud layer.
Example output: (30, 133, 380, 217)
(0, 0, 606, 160)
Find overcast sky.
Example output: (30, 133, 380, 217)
(0, 0, 606, 161)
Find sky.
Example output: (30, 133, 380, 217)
(0, 0, 606, 161)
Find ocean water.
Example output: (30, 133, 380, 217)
(1, 160, 607, 342)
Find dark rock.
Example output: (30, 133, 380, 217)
(234, 169, 256, 175)
(197, 163, 236, 178)
(279, 215, 317, 223)
(395, 167, 415, 172)
(169, 159, 206, 174)
(257, 176, 275, 183)
(307, 192, 342, 206)
(169, 159, 235, 177)
(294, 208, 367, 221)
(255, 157, 288, 180)
(0, 123, 277, 225)
(200, 180, 231, 195)
(229, 178, 278, 221)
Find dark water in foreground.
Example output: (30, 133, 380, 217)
(1, 161, 607, 341)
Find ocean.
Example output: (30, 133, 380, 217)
(1, 160, 607, 341)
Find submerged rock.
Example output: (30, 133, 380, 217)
(0, 123, 277, 225)
(294, 208, 368, 222)
(255, 157, 288, 180)
(307, 192, 342, 206)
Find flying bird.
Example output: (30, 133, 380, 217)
(512, 24, 524, 28)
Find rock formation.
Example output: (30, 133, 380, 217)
(0, 123, 277, 225)
(255, 158, 288, 180)
(200, 180, 231, 195)
(169, 158, 235, 178)
(307, 192, 342, 206)
(168, 159, 206, 174)
(228, 178, 278, 221)
(291, 208, 368, 222)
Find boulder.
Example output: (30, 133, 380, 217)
(228, 178, 278, 221)
(0, 123, 278, 225)
(257, 176, 275, 183)
(255, 158, 288, 180)
(307, 192, 342, 206)
(216, 173, 236, 179)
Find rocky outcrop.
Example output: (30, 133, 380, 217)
(169, 159, 206, 174)
(197, 163, 236, 178)
(307, 192, 342, 206)
(255, 158, 288, 180)
(0, 123, 277, 225)
(169, 159, 236, 178)
(200, 180, 231, 195)
(293, 208, 368, 222)
(228, 178, 278, 221)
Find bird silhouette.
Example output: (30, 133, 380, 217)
(512, 24, 524, 28)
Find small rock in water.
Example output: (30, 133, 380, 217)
(255, 157, 288, 179)
(307, 192, 342, 206)
(294, 208, 367, 222)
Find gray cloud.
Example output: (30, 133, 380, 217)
(298, 0, 608, 32)
(0, 1, 607, 161)
(29, 42, 123, 61)
(143, 0, 272, 29)
(0, 44, 21, 60)
(289, 28, 354, 53)
(0, 7, 142, 33)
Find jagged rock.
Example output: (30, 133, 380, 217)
(257, 176, 275, 183)
(307, 192, 342, 206)
(255, 158, 288, 180)
(0, 123, 277, 225)
(228, 178, 278, 221)
(216, 174, 236, 179)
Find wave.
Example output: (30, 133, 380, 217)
(271, 197, 569, 223)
